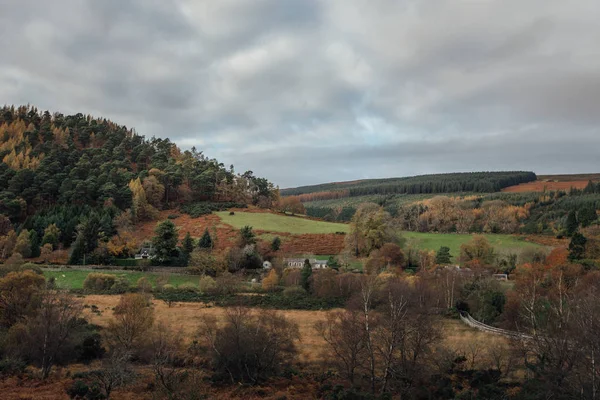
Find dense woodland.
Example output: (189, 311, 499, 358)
(282, 171, 537, 197)
(0, 105, 276, 263)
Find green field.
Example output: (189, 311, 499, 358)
(216, 211, 349, 234)
(43, 269, 199, 290)
(402, 232, 544, 262)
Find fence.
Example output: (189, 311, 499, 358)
(459, 311, 532, 340)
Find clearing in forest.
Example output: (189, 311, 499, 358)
(215, 211, 349, 234)
(402, 231, 544, 262)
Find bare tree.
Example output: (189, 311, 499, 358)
(23, 290, 83, 379)
(315, 309, 367, 384)
(90, 351, 135, 400)
(104, 293, 154, 353)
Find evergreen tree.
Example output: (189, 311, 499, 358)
(565, 210, 579, 237)
(300, 259, 312, 292)
(578, 206, 598, 228)
(29, 229, 40, 258)
(182, 231, 195, 255)
(238, 225, 256, 247)
(152, 220, 179, 264)
(568, 232, 587, 261)
(198, 229, 213, 249)
(327, 255, 340, 270)
(436, 246, 452, 265)
(271, 236, 281, 252)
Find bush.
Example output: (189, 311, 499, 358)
(137, 277, 152, 293)
(177, 282, 198, 292)
(110, 276, 131, 294)
(162, 284, 175, 291)
(198, 275, 217, 294)
(283, 286, 306, 298)
(167, 214, 180, 219)
(83, 273, 116, 292)
(0, 358, 27, 377)
(66, 380, 89, 399)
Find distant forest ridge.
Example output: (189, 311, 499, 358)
(281, 171, 537, 200)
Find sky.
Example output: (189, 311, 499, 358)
(1, 0, 599, 188)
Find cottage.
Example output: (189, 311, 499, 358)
(134, 247, 155, 260)
(283, 258, 328, 269)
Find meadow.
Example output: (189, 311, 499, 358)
(43, 269, 199, 290)
(215, 211, 349, 234)
(402, 231, 544, 262)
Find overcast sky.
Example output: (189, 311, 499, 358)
(1, 0, 599, 188)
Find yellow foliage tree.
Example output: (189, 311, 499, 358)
(262, 269, 280, 291)
(128, 178, 158, 223)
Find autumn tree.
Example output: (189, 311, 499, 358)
(0, 270, 45, 328)
(129, 178, 158, 223)
(346, 203, 396, 257)
(262, 269, 279, 291)
(277, 196, 305, 215)
(459, 235, 496, 266)
(104, 293, 154, 353)
(13, 229, 31, 258)
(142, 175, 165, 209)
(42, 223, 61, 250)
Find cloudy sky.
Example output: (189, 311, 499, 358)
(1, 0, 599, 187)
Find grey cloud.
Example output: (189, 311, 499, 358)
(0, 0, 599, 187)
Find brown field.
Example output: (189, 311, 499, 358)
(0, 295, 512, 400)
(502, 180, 590, 192)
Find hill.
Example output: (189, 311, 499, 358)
(281, 171, 537, 198)
(0, 105, 276, 262)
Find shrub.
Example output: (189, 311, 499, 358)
(167, 214, 180, 219)
(283, 286, 306, 298)
(137, 277, 152, 293)
(83, 273, 116, 292)
(162, 284, 175, 291)
(66, 380, 89, 399)
(110, 276, 131, 294)
(177, 282, 198, 293)
(0, 358, 27, 377)
(198, 275, 217, 294)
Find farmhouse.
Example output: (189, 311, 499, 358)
(284, 258, 328, 269)
(134, 247, 155, 260)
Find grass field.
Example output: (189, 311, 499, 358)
(215, 211, 349, 234)
(402, 231, 544, 262)
(43, 269, 200, 290)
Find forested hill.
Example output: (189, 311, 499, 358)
(0, 105, 275, 250)
(281, 171, 537, 200)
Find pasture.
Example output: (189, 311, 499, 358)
(215, 211, 349, 234)
(43, 269, 199, 290)
(402, 231, 544, 262)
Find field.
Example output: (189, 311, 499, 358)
(402, 231, 544, 262)
(502, 180, 590, 193)
(81, 295, 510, 369)
(214, 211, 349, 234)
(43, 269, 200, 290)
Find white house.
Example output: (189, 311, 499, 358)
(283, 258, 328, 269)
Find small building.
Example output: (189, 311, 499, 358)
(283, 258, 328, 269)
(134, 247, 155, 260)
(492, 273, 508, 281)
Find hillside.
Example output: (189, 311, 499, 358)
(281, 171, 537, 198)
(0, 105, 276, 262)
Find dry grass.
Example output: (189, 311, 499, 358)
(82, 295, 332, 366)
(502, 180, 590, 192)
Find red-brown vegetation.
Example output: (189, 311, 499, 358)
(502, 180, 590, 192)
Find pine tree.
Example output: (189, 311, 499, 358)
(578, 206, 598, 228)
(568, 232, 587, 261)
(152, 220, 179, 264)
(182, 232, 195, 254)
(565, 210, 579, 237)
(198, 229, 213, 249)
(436, 246, 452, 265)
(238, 225, 256, 247)
(29, 230, 41, 258)
(300, 259, 312, 292)
(271, 236, 281, 252)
